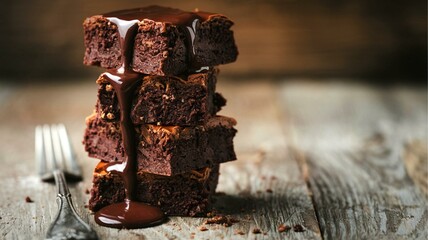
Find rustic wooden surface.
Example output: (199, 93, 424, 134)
(0, 79, 426, 239)
(279, 82, 428, 239)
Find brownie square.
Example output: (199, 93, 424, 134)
(83, 5, 238, 76)
(96, 69, 226, 126)
(89, 162, 219, 216)
(83, 113, 237, 176)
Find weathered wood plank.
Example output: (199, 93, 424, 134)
(278, 82, 428, 239)
(403, 140, 428, 197)
(0, 80, 320, 239)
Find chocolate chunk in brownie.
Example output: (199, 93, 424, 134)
(89, 162, 219, 216)
(83, 114, 237, 176)
(83, 5, 238, 76)
(96, 69, 226, 126)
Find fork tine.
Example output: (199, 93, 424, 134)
(36, 124, 82, 182)
(57, 124, 82, 180)
(50, 125, 64, 170)
(42, 124, 56, 181)
(35, 125, 46, 177)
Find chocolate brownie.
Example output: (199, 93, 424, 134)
(83, 113, 237, 176)
(89, 162, 219, 216)
(83, 5, 238, 76)
(96, 69, 226, 126)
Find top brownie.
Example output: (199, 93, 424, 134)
(83, 5, 238, 76)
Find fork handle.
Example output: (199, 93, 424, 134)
(54, 169, 71, 196)
(46, 170, 98, 240)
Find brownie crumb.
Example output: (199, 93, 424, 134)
(206, 210, 217, 217)
(266, 189, 273, 193)
(235, 230, 245, 235)
(84, 205, 89, 209)
(278, 224, 291, 232)
(271, 176, 277, 180)
(25, 196, 33, 203)
(252, 228, 262, 234)
(204, 215, 239, 227)
(85, 188, 90, 194)
(293, 224, 305, 232)
(199, 226, 208, 231)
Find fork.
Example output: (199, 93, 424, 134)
(35, 124, 98, 240)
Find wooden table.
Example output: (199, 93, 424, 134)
(0, 79, 426, 239)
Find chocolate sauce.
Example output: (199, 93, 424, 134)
(94, 16, 164, 229)
(95, 200, 164, 229)
(94, 6, 213, 229)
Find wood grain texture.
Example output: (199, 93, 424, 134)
(404, 140, 428, 197)
(0, 80, 320, 239)
(279, 82, 428, 239)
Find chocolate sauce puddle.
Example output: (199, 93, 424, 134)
(94, 7, 208, 229)
(95, 200, 164, 229)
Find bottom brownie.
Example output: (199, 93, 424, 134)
(89, 161, 219, 216)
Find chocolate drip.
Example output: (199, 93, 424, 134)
(102, 71, 140, 201)
(180, 18, 201, 69)
(94, 16, 164, 229)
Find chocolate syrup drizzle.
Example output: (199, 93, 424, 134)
(94, 6, 210, 229)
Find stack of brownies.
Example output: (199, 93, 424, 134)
(81, 6, 238, 216)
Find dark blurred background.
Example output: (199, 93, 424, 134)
(1, 0, 426, 82)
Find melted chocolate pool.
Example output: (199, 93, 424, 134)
(95, 200, 164, 229)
